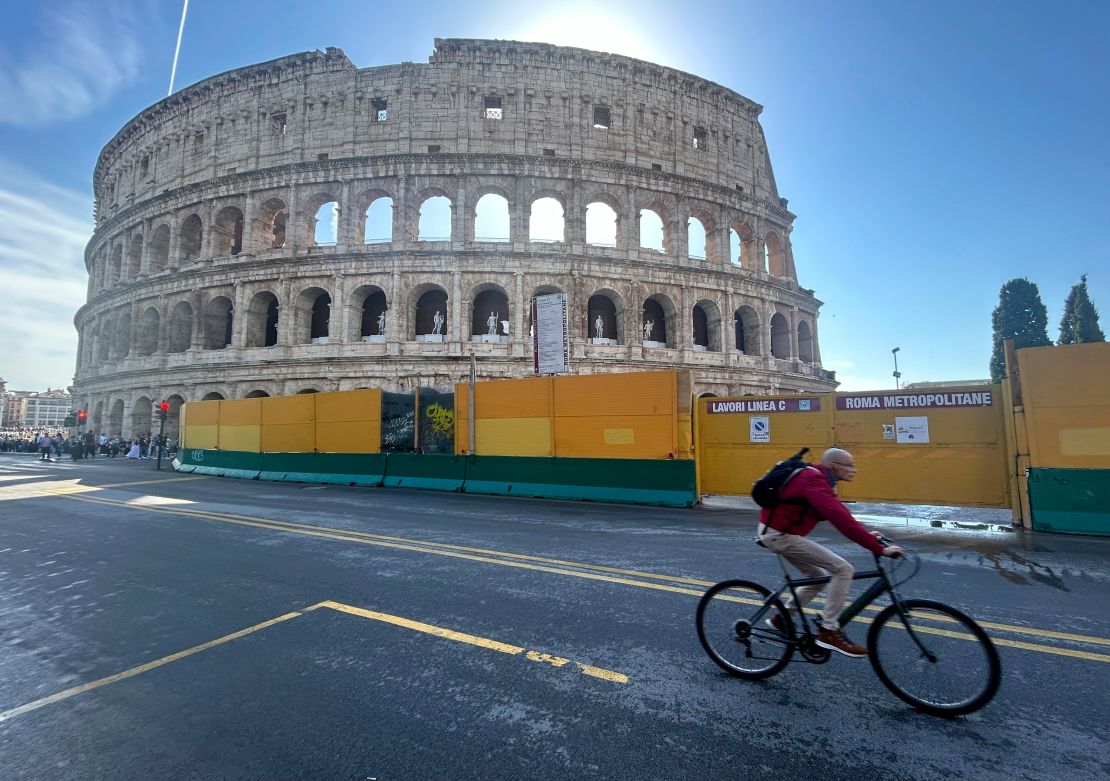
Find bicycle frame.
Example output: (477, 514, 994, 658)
(753, 554, 920, 645)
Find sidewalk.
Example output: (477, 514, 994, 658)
(700, 494, 1017, 534)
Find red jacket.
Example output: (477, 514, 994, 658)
(759, 463, 886, 555)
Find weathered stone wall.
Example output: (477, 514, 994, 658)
(74, 39, 834, 439)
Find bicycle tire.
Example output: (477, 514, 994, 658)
(696, 579, 794, 680)
(868, 599, 1001, 716)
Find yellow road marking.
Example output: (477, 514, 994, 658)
(0, 610, 303, 723)
(0, 600, 626, 724)
(16, 481, 1109, 663)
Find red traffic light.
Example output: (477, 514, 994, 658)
(159, 401, 170, 413)
(77, 409, 88, 423)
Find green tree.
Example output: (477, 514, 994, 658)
(990, 278, 1051, 382)
(1058, 274, 1105, 344)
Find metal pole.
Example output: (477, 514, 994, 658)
(469, 352, 476, 455)
(155, 415, 166, 470)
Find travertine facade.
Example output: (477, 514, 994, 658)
(74, 39, 835, 439)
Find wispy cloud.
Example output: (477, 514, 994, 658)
(0, 160, 92, 389)
(0, 2, 143, 127)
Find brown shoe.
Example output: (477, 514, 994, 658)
(765, 613, 786, 633)
(816, 628, 867, 658)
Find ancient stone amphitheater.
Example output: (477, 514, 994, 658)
(74, 38, 835, 439)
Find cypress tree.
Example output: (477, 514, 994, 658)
(1058, 274, 1105, 344)
(989, 278, 1051, 382)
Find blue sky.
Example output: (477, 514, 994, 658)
(1, 0, 1106, 391)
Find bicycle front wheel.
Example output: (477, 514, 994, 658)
(696, 579, 794, 680)
(868, 599, 1001, 716)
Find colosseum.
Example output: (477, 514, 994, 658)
(74, 38, 836, 440)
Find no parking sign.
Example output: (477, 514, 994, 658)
(749, 416, 770, 443)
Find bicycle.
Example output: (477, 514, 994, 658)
(695, 535, 1001, 716)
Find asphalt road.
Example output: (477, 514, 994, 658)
(1, 453, 1108, 780)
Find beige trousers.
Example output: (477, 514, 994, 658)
(758, 526, 854, 631)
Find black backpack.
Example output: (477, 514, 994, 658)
(752, 447, 812, 519)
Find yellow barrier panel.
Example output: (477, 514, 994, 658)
(217, 398, 262, 453)
(260, 394, 315, 453)
(1018, 343, 1110, 469)
(315, 389, 382, 453)
(182, 400, 220, 449)
(697, 386, 1010, 508)
(553, 372, 678, 459)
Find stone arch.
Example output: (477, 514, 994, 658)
(529, 195, 565, 243)
(109, 244, 123, 286)
(257, 197, 287, 250)
(734, 305, 761, 354)
(168, 301, 193, 353)
(584, 191, 622, 247)
(296, 388, 319, 395)
(693, 299, 722, 351)
(246, 291, 279, 347)
(180, 214, 203, 263)
(765, 231, 787, 277)
(107, 398, 124, 436)
(201, 392, 225, 401)
(126, 234, 143, 279)
(150, 224, 170, 272)
(96, 317, 113, 361)
(731, 219, 755, 270)
(470, 284, 510, 338)
(164, 394, 186, 442)
(350, 284, 388, 340)
(587, 290, 623, 344)
(296, 191, 340, 247)
(687, 215, 708, 261)
(91, 400, 104, 433)
(244, 389, 270, 398)
(112, 312, 132, 359)
(642, 293, 676, 347)
(412, 284, 449, 338)
(137, 307, 160, 355)
(293, 286, 332, 343)
(639, 204, 669, 254)
(770, 312, 791, 359)
(474, 192, 511, 242)
(130, 396, 152, 436)
(213, 206, 245, 256)
(798, 320, 815, 364)
(418, 193, 453, 241)
(358, 189, 393, 244)
(202, 295, 234, 349)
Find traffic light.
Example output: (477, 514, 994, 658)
(77, 409, 88, 425)
(157, 400, 169, 419)
(64, 412, 76, 427)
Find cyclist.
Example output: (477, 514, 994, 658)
(758, 447, 903, 657)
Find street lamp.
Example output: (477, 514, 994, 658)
(892, 347, 902, 390)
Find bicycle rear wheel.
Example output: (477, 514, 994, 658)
(696, 579, 794, 680)
(868, 599, 1001, 716)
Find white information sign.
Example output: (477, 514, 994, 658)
(750, 415, 770, 443)
(532, 293, 570, 374)
(895, 416, 930, 444)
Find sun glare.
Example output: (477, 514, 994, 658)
(513, 11, 660, 62)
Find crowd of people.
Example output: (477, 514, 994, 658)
(0, 429, 175, 461)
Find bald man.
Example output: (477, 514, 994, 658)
(757, 447, 903, 657)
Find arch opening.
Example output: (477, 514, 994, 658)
(364, 197, 393, 244)
(474, 193, 510, 242)
(418, 196, 452, 241)
(471, 289, 509, 340)
(203, 296, 234, 350)
(529, 197, 564, 243)
(770, 313, 791, 359)
(586, 202, 618, 247)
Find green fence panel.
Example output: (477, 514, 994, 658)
(382, 453, 466, 491)
(315, 453, 386, 486)
(1029, 468, 1110, 536)
(462, 455, 697, 507)
(175, 448, 261, 479)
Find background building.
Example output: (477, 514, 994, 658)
(74, 39, 836, 440)
(1, 388, 72, 430)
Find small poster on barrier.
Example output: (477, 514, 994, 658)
(895, 416, 930, 444)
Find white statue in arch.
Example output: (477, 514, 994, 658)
(432, 309, 444, 335)
(594, 314, 604, 339)
(643, 319, 654, 340)
(501, 320, 510, 335)
(487, 310, 499, 335)
(377, 311, 386, 336)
